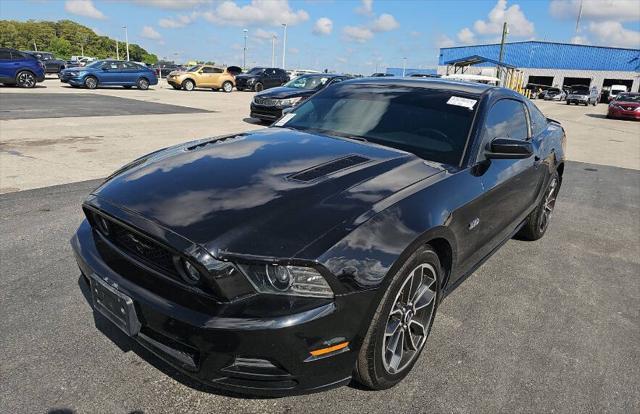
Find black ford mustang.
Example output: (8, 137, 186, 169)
(71, 78, 566, 396)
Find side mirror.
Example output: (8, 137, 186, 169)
(102, 66, 109, 71)
(486, 138, 533, 159)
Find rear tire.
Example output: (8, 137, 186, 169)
(222, 81, 233, 93)
(354, 246, 441, 390)
(516, 170, 560, 241)
(16, 71, 36, 88)
(84, 76, 98, 89)
(182, 79, 195, 91)
(137, 78, 149, 90)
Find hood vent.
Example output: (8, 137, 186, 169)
(288, 155, 371, 182)
(186, 134, 243, 151)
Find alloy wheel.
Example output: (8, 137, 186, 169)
(18, 72, 35, 88)
(539, 177, 558, 232)
(382, 263, 438, 374)
(223, 82, 233, 92)
(85, 77, 97, 89)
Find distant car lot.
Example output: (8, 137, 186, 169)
(0, 77, 639, 412)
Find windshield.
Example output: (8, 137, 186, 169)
(616, 94, 640, 102)
(284, 75, 331, 90)
(247, 67, 265, 75)
(571, 88, 589, 94)
(282, 83, 477, 165)
(85, 60, 103, 68)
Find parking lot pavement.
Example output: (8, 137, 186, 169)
(0, 79, 263, 193)
(1, 160, 638, 413)
(0, 93, 209, 120)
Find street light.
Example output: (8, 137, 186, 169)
(281, 23, 287, 69)
(243, 29, 248, 71)
(271, 34, 277, 67)
(122, 25, 130, 61)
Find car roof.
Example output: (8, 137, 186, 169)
(341, 77, 496, 96)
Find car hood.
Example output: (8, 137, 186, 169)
(92, 128, 444, 258)
(612, 101, 640, 107)
(235, 74, 258, 80)
(256, 86, 315, 99)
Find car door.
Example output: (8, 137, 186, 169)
(0, 49, 15, 82)
(99, 61, 121, 84)
(264, 69, 278, 88)
(471, 99, 544, 259)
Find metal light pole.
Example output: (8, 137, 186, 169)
(123, 26, 130, 61)
(243, 29, 248, 71)
(498, 22, 509, 84)
(116, 39, 119, 60)
(281, 23, 287, 69)
(271, 34, 277, 67)
(402, 57, 407, 77)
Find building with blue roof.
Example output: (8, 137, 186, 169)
(438, 41, 640, 93)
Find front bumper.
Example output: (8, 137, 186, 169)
(235, 78, 254, 90)
(59, 74, 84, 86)
(250, 103, 283, 122)
(567, 97, 588, 104)
(608, 108, 640, 120)
(71, 219, 373, 396)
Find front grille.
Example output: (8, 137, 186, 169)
(253, 97, 277, 106)
(94, 213, 178, 277)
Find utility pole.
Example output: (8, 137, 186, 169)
(402, 57, 407, 77)
(116, 39, 119, 60)
(498, 22, 509, 84)
(243, 29, 248, 71)
(123, 26, 129, 61)
(281, 23, 287, 69)
(33, 41, 37, 51)
(575, 0, 583, 37)
(271, 34, 277, 67)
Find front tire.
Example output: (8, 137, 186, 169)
(16, 71, 36, 88)
(354, 246, 441, 390)
(84, 76, 98, 89)
(182, 79, 195, 91)
(517, 171, 560, 241)
(254, 82, 264, 92)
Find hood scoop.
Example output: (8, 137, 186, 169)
(288, 154, 371, 182)
(186, 134, 244, 151)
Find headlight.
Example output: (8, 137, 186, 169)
(239, 264, 334, 298)
(178, 259, 201, 285)
(276, 97, 302, 108)
(68, 71, 79, 76)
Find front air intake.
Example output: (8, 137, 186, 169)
(288, 155, 370, 182)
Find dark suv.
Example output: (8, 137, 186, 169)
(23, 51, 67, 74)
(235, 67, 289, 92)
(0, 47, 45, 88)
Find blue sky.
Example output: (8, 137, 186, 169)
(1, 0, 639, 73)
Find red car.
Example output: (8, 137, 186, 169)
(607, 92, 640, 120)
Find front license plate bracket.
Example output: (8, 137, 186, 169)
(90, 273, 141, 337)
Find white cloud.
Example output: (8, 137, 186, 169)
(550, 0, 640, 22)
(410, 31, 421, 38)
(313, 17, 333, 35)
(64, 0, 106, 20)
(436, 34, 455, 48)
(134, 0, 211, 9)
(158, 14, 196, 28)
(356, 0, 374, 16)
(473, 0, 535, 37)
(141, 25, 162, 40)
(587, 20, 640, 48)
(457, 27, 476, 44)
(371, 13, 399, 32)
(254, 28, 277, 40)
(343, 25, 374, 43)
(201, 0, 309, 27)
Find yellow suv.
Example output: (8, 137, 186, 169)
(167, 65, 240, 92)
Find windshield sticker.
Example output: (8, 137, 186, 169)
(447, 96, 477, 110)
(274, 113, 296, 127)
